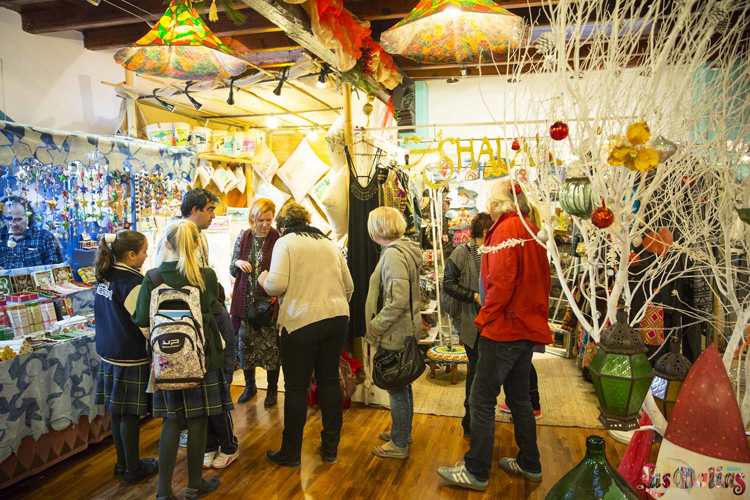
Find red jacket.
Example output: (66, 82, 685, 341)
(475, 212, 552, 345)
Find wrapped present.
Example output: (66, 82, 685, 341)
(8, 292, 40, 303)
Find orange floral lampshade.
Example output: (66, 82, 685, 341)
(380, 0, 528, 64)
(114, 0, 247, 81)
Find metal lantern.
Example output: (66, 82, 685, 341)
(559, 177, 596, 218)
(649, 337, 692, 421)
(588, 303, 655, 431)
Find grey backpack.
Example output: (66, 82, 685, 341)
(147, 269, 206, 391)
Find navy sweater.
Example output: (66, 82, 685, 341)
(94, 263, 149, 366)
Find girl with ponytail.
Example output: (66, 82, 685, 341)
(132, 220, 231, 500)
(93, 230, 159, 486)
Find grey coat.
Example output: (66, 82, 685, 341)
(443, 242, 481, 349)
(365, 238, 423, 351)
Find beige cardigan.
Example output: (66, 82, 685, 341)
(263, 233, 353, 333)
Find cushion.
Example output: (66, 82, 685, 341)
(197, 160, 214, 187)
(253, 172, 291, 212)
(276, 138, 330, 202)
(320, 164, 349, 239)
(301, 196, 332, 236)
(233, 166, 246, 193)
(252, 142, 280, 184)
(210, 167, 232, 193)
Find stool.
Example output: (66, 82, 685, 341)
(426, 345, 468, 385)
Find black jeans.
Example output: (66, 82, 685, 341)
(465, 338, 541, 481)
(504, 362, 540, 412)
(462, 339, 479, 433)
(279, 316, 348, 459)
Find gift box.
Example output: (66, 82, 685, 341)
(0, 305, 9, 328)
(0, 327, 13, 341)
(8, 292, 40, 303)
(26, 302, 44, 333)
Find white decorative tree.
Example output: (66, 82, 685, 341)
(474, 0, 750, 427)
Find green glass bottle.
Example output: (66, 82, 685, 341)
(545, 436, 642, 499)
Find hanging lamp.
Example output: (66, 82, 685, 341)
(588, 302, 655, 431)
(380, 0, 528, 64)
(649, 337, 692, 421)
(114, 0, 247, 81)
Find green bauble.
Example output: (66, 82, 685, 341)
(545, 436, 641, 499)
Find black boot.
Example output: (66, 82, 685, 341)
(264, 388, 278, 408)
(264, 369, 279, 408)
(237, 369, 257, 404)
(122, 458, 159, 486)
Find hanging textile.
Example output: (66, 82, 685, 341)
(346, 146, 380, 339)
(0, 121, 196, 178)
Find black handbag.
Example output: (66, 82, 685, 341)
(372, 248, 425, 389)
(246, 234, 274, 327)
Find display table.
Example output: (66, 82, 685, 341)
(0, 335, 109, 489)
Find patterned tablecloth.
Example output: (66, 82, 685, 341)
(0, 335, 104, 465)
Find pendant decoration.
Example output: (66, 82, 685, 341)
(591, 202, 614, 229)
(549, 121, 569, 141)
(653, 135, 678, 163)
(511, 138, 521, 151)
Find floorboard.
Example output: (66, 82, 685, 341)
(3, 386, 652, 499)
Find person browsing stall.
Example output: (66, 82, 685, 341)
(0, 197, 62, 270)
(93, 230, 158, 487)
(132, 220, 233, 500)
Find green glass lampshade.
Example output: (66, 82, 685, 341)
(545, 436, 642, 500)
(589, 304, 654, 430)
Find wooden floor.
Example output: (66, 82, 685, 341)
(4, 386, 642, 500)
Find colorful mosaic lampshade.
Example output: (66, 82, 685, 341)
(588, 303, 655, 431)
(114, 0, 247, 81)
(380, 0, 528, 64)
(649, 337, 692, 421)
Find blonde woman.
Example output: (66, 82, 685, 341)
(133, 220, 232, 500)
(229, 198, 281, 407)
(365, 207, 423, 460)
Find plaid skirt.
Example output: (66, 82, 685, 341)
(95, 361, 151, 416)
(153, 369, 234, 420)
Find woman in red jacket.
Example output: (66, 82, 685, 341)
(438, 179, 552, 492)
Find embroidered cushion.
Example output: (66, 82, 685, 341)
(276, 139, 330, 202)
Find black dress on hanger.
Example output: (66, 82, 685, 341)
(346, 146, 381, 339)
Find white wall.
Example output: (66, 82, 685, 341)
(0, 9, 124, 134)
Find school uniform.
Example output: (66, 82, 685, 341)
(95, 263, 151, 416)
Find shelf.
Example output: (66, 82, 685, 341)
(420, 300, 438, 315)
(198, 153, 256, 164)
(419, 325, 440, 345)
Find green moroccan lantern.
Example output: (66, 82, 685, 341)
(588, 303, 654, 431)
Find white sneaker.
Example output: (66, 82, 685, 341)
(437, 462, 488, 491)
(203, 451, 218, 469)
(212, 449, 239, 469)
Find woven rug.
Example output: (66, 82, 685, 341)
(412, 353, 604, 429)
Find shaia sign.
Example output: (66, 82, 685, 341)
(641, 464, 746, 496)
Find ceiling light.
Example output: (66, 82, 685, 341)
(447, 77, 459, 85)
(460, 66, 468, 78)
(317, 65, 328, 89)
(445, 6, 461, 16)
(152, 89, 174, 112)
(273, 67, 289, 96)
(267, 116, 279, 129)
(308, 129, 319, 140)
(226, 76, 239, 106)
(184, 81, 202, 110)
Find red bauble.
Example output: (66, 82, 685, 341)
(549, 121, 569, 141)
(681, 176, 696, 187)
(510, 182, 522, 195)
(591, 206, 614, 228)
(628, 251, 640, 267)
(512, 139, 521, 151)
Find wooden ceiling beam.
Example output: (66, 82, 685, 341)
(223, 32, 302, 54)
(83, 15, 282, 51)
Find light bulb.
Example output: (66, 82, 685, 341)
(316, 78, 327, 89)
(445, 6, 461, 16)
(267, 116, 279, 129)
(308, 129, 319, 141)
